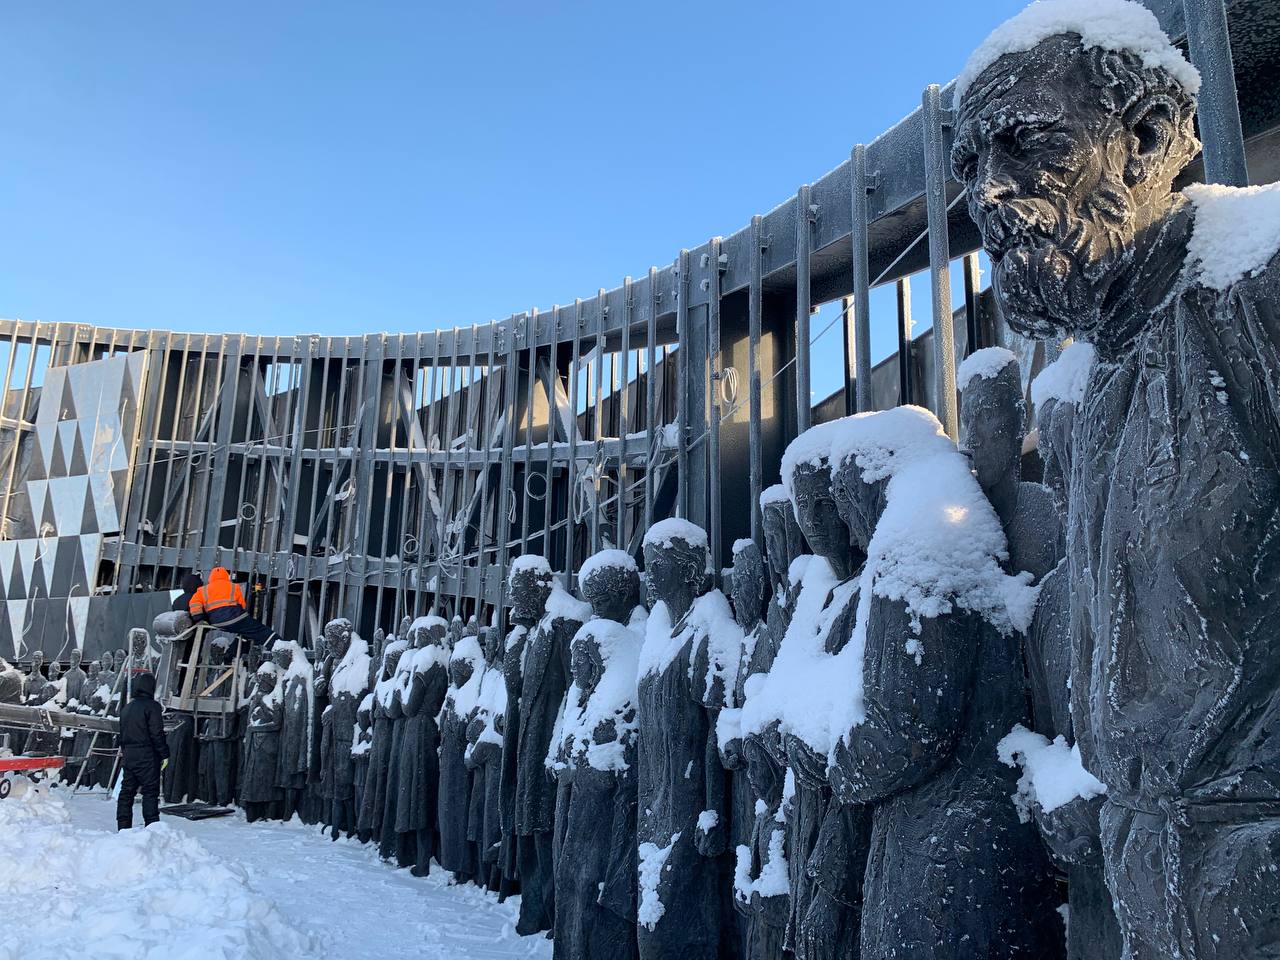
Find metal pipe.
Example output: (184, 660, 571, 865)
(850, 146, 873, 413)
(922, 84, 958, 439)
(897, 277, 914, 405)
(962, 253, 982, 356)
(748, 215, 764, 543)
(644, 270, 658, 535)
(1183, 0, 1249, 187)
(707, 239, 723, 576)
(795, 185, 813, 433)
(675, 250, 690, 518)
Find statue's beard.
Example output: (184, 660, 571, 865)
(985, 178, 1133, 340)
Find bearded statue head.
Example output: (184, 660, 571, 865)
(952, 33, 1199, 345)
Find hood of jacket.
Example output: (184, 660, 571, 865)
(131, 671, 157, 699)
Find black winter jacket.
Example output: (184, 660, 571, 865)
(117, 672, 169, 766)
(173, 573, 204, 613)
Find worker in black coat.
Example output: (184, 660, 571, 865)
(115, 671, 170, 830)
(173, 572, 203, 613)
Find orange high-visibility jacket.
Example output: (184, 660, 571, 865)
(189, 567, 246, 618)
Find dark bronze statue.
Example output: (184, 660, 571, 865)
(954, 8, 1280, 957)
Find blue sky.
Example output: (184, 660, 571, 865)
(0, 1, 1023, 399)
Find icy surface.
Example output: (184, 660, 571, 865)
(957, 346, 1017, 389)
(954, 0, 1200, 107)
(1184, 182, 1280, 291)
(578, 548, 638, 591)
(30, 786, 550, 960)
(642, 517, 709, 551)
(997, 724, 1107, 821)
(1030, 342, 1096, 409)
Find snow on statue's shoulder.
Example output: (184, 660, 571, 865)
(954, 0, 1200, 107)
(578, 548, 638, 591)
(1031, 341, 1096, 410)
(1183, 181, 1280, 292)
(556, 618, 642, 771)
(330, 635, 371, 697)
(997, 724, 1106, 822)
(686, 590, 744, 707)
(643, 517, 709, 551)
(957, 346, 1018, 390)
(544, 584, 591, 624)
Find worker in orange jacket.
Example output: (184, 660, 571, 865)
(189, 567, 279, 647)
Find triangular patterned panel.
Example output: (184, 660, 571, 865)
(7, 544, 27, 598)
(87, 472, 120, 534)
(79, 534, 101, 593)
(38, 485, 59, 540)
(49, 476, 89, 536)
(34, 536, 59, 598)
(0, 540, 15, 600)
(79, 481, 99, 535)
(7, 600, 28, 656)
(34, 368, 66, 425)
(47, 432, 68, 479)
(69, 359, 121, 430)
(51, 535, 81, 595)
(67, 595, 90, 648)
(68, 421, 90, 474)
(25, 479, 49, 528)
(32, 424, 56, 477)
(86, 415, 124, 474)
(59, 370, 78, 422)
(57, 421, 79, 474)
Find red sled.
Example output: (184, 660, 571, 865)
(0, 755, 66, 798)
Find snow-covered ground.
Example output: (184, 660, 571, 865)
(0, 781, 551, 960)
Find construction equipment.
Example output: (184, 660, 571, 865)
(0, 755, 66, 798)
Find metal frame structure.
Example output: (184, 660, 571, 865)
(0, 0, 1272, 651)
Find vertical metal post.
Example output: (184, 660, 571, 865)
(542, 308, 559, 566)
(643, 270, 658, 535)
(591, 292, 606, 553)
(795, 185, 813, 433)
(748, 216, 764, 544)
(496, 315, 520, 576)
(896, 278, 914, 404)
(841, 296, 857, 416)
(521, 312, 537, 558)
(962, 253, 982, 356)
(1183, 0, 1248, 187)
(850, 146, 874, 413)
(675, 250, 690, 518)
(618, 280, 632, 552)
(566, 300, 583, 573)
(707, 239, 723, 576)
(922, 84, 958, 438)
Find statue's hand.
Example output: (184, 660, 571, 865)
(1034, 793, 1104, 867)
(695, 812, 726, 858)
(720, 736, 744, 771)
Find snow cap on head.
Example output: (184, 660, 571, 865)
(643, 517, 709, 552)
(578, 548, 639, 592)
(1183, 182, 1280, 291)
(731, 538, 756, 557)
(958, 346, 1018, 390)
(410, 614, 448, 633)
(780, 417, 859, 500)
(1030, 341, 1096, 410)
(759, 484, 789, 508)
(828, 405, 955, 483)
(508, 554, 553, 587)
(954, 0, 1200, 108)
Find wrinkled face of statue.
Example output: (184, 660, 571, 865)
(481, 626, 502, 666)
(115, 649, 126, 664)
(129, 630, 148, 657)
(257, 671, 277, 696)
(952, 37, 1198, 341)
(70, 649, 82, 669)
(48, 661, 61, 680)
(582, 566, 640, 623)
(960, 368, 1025, 492)
(31, 650, 44, 671)
(761, 500, 803, 591)
(383, 647, 404, 679)
(324, 620, 352, 660)
(790, 463, 852, 569)
(271, 644, 292, 671)
(643, 538, 704, 606)
(1037, 396, 1076, 504)
(399, 617, 412, 638)
(832, 458, 888, 555)
(730, 542, 766, 627)
(508, 568, 553, 626)
(570, 635, 604, 698)
(373, 627, 385, 649)
(88, 661, 100, 680)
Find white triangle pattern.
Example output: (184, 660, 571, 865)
(67, 595, 91, 646)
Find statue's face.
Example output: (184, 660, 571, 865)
(271, 645, 292, 670)
(48, 661, 61, 680)
(953, 38, 1193, 342)
(1037, 397, 1075, 503)
(31, 651, 44, 670)
(761, 501, 800, 590)
(642, 540, 704, 606)
(88, 662, 100, 680)
(730, 544, 765, 626)
(790, 464, 850, 568)
(257, 672, 277, 696)
(324, 621, 352, 659)
(399, 617, 412, 637)
(373, 628, 385, 647)
(130, 630, 148, 656)
(507, 570, 552, 625)
(831, 459, 887, 555)
(115, 649, 126, 663)
(383, 648, 403, 679)
(482, 627, 502, 666)
(582, 568, 639, 623)
(960, 370, 1024, 492)
(70, 649, 82, 668)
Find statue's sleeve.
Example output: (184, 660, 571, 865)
(387, 683, 405, 720)
(831, 599, 973, 804)
(260, 701, 283, 733)
(696, 709, 729, 858)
